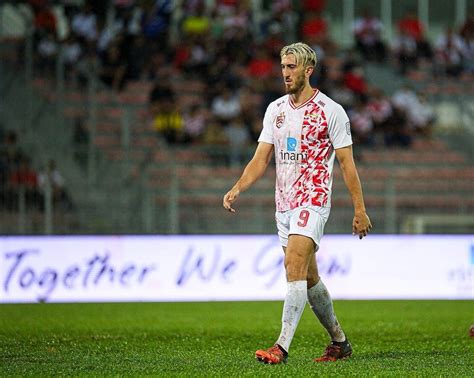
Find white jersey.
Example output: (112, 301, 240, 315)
(258, 90, 352, 212)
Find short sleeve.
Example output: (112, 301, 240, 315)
(258, 103, 274, 145)
(328, 104, 352, 149)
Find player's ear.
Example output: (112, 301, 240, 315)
(305, 66, 314, 77)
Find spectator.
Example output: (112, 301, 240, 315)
(142, 0, 173, 47)
(247, 48, 275, 79)
(348, 98, 374, 147)
(62, 33, 83, 74)
(7, 156, 43, 211)
(329, 78, 355, 110)
(366, 88, 393, 135)
(301, 10, 328, 47)
(206, 52, 242, 92)
(151, 91, 184, 144)
(215, 0, 237, 16)
(398, 10, 423, 40)
(459, 14, 474, 73)
(113, 1, 143, 37)
(173, 39, 192, 70)
(353, 9, 386, 62)
(392, 28, 418, 74)
(264, 2, 297, 45)
(38, 160, 75, 211)
(344, 65, 368, 98)
(211, 85, 241, 124)
(406, 93, 436, 138)
(31, 1, 57, 36)
(96, 18, 117, 55)
(36, 31, 58, 75)
(392, 84, 418, 113)
(181, 3, 211, 37)
(184, 38, 212, 77)
(223, 116, 251, 167)
(221, 1, 251, 39)
(460, 12, 474, 40)
(434, 27, 466, 77)
(99, 43, 128, 91)
(397, 10, 432, 60)
(183, 105, 209, 142)
(71, 3, 98, 44)
(388, 85, 417, 147)
(0, 4, 31, 59)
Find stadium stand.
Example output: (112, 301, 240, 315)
(1, 0, 473, 235)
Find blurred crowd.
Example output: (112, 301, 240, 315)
(0, 127, 74, 212)
(2, 0, 474, 164)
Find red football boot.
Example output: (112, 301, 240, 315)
(255, 344, 288, 364)
(314, 340, 352, 362)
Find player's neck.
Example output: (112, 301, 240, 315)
(290, 85, 316, 107)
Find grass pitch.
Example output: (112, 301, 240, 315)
(0, 300, 473, 376)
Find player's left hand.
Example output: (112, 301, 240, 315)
(352, 212, 372, 239)
(223, 187, 240, 213)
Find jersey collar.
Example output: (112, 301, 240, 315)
(289, 89, 319, 109)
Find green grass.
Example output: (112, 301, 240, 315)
(0, 301, 473, 376)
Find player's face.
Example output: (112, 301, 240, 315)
(281, 54, 306, 94)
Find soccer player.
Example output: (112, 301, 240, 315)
(222, 42, 372, 364)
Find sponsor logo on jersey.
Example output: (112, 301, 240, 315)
(280, 137, 308, 163)
(317, 100, 326, 107)
(286, 137, 297, 151)
(276, 112, 285, 128)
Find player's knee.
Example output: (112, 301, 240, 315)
(306, 273, 320, 289)
(285, 259, 308, 281)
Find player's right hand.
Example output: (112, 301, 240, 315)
(223, 188, 240, 213)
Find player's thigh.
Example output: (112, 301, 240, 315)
(284, 234, 315, 280)
(284, 237, 320, 286)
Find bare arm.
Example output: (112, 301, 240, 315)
(335, 145, 372, 238)
(223, 142, 274, 213)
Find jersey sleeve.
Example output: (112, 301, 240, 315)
(328, 104, 352, 149)
(258, 103, 274, 145)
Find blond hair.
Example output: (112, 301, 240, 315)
(280, 42, 317, 68)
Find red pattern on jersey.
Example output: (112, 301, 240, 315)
(290, 103, 331, 209)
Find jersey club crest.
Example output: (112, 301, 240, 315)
(276, 112, 285, 129)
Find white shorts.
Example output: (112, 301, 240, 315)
(275, 206, 331, 249)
